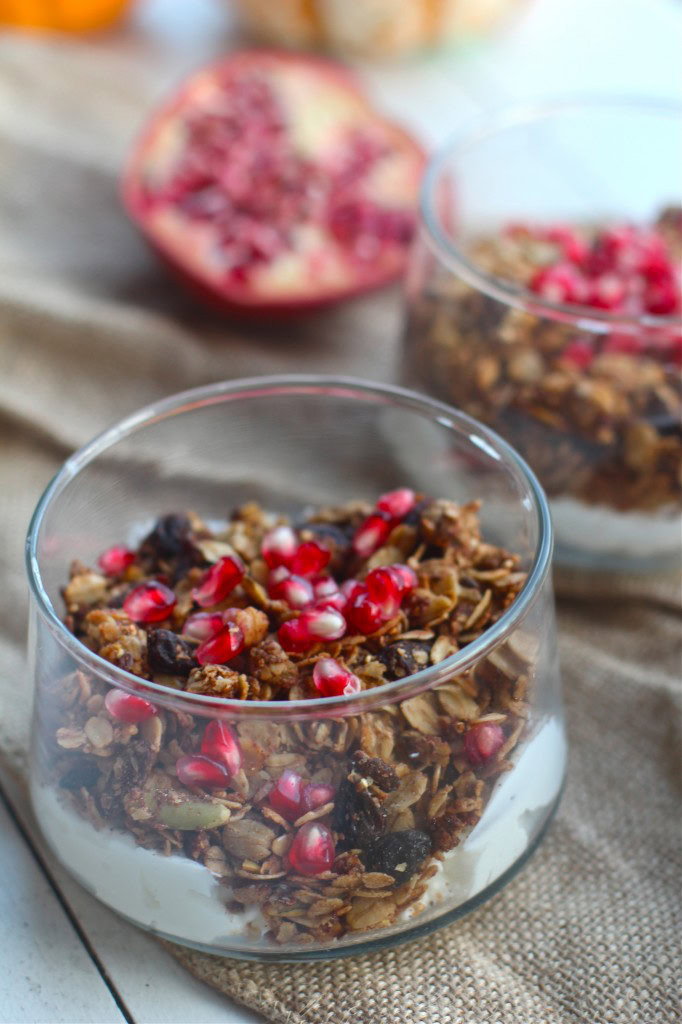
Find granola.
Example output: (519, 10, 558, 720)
(404, 208, 682, 516)
(40, 490, 539, 946)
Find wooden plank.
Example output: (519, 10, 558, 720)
(1, 771, 262, 1024)
(0, 791, 126, 1024)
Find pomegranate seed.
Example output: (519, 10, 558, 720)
(345, 588, 389, 634)
(196, 623, 245, 665)
(464, 723, 505, 765)
(278, 618, 313, 654)
(176, 754, 230, 789)
(98, 545, 135, 576)
(201, 720, 242, 776)
(268, 769, 305, 820)
(313, 576, 339, 599)
(313, 658, 362, 697)
(588, 273, 627, 310)
(314, 592, 347, 613)
(290, 540, 330, 577)
(376, 487, 415, 520)
(544, 225, 587, 265)
(530, 263, 588, 305)
(632, 230, 670, 278)
(303, 782, 335, 811)
(191, 555, 244, 608)
(352, 511, 392, 558)
(586, 225, 636, 275)
(287, 822, 335, 876)
(559, 340, 595, 370)
(365, 566, 402, 607)
(299, 607, 346, 641)
(389, 563, 418, 596)
(341, 579, 364, 603)
(123, 581, 176, 623)
(644, 274, 680, 316)
(603, 332, 646, 356)
(104, 688, 157, 723)
(182, 611, 224, 642)
(261, 525, 298, 569)
(269, 573, 314, 609)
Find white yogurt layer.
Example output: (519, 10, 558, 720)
(551, 497, 681, 558)
(32, 717, 565, 947)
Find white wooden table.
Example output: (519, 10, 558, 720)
(1, 0, 679, 1020)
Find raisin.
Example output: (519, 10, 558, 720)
(332, 778, 386, 849)
(377, 640, 432, 679)
(59, 758, 100, 791)
(366, 829, 432, 883)
(147, 629, 198, 677)
(352, 751, 399, 792)
(141, 513, 191, 559)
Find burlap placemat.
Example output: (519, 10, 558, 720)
(1, 27, 681, 1024)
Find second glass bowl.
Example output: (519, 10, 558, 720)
(27, 376, 565, 960)
(403, 99, 682, 571)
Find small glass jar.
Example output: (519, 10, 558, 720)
(403, 99, 682, 571)
(26, 376, 565, 961)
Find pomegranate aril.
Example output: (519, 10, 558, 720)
(196, 623, 245, 665)
(287, 822, 335, 876)
(365, 566, 402, 607)
(346, 589, 389, 634)
(314, 592, 347, 613)
(560, 340, 595, 369)
(352, 511, 392, 558)
(603, 332, 646, 356)
(588, 273, 627, 311)
(98, 545, 135, 576)
(261, 525, 298, 569)
(104, 688, 157, 723)
(176, 754, 230, 789)
(313, 657, 361, 697)
(544, 225, 587, 265)
(376, 487, 415, 520)
(644, 274, 680, 316)
(201, 720, 242, 777)
(389, 563, 418, 596)
(341, 579, 364, 603)
(312, 577, 344, 610)
(299, 607, 346, 641)
(464, 723, 505, 765)
(290, 540, 330, 577)
(529, 263, 588, 305)
(270, 573, 314, 609)
(278, 618, 313, 654)
(123, 581, 176, 623)
(268, 769, 305, 821)
(182, 611, 224, 642)
(191, 555, 244, 608)
(303, 782, 336, 811)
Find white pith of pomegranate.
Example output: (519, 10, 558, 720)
(121, 51, 425, 313)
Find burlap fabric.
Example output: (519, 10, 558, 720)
(1, 28, 681, 1024)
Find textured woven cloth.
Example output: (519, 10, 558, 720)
(1, 27, 681, 1024)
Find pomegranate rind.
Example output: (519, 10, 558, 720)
(121, 50, 426, 314)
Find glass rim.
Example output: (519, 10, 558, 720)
(25, 374, 553, 719)
(420, 95, 682, 330)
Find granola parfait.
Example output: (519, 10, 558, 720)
(404, 100, 682, 570)
(27, 378, 565, 959)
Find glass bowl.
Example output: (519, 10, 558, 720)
(26, 375, 565, 961)
(403, 98, 682, 571)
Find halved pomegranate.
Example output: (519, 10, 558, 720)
(121, 51, 425, 314)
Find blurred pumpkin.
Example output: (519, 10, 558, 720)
(232, 0, 522, 57)
(0, 0, 130, 31)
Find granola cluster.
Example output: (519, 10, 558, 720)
(43, 495, 536, 945)
(404, 207, 682, 513)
